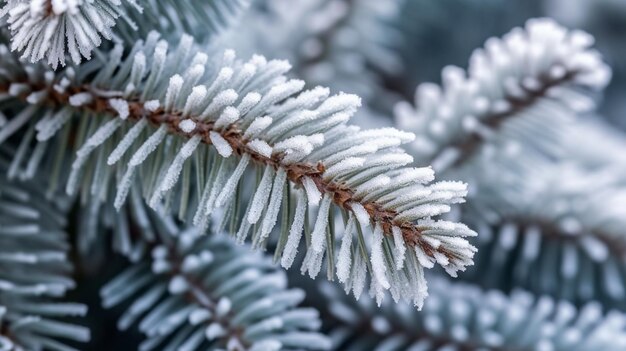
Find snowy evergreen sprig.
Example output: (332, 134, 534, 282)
(318, 278, 626, 351)
(0, 0, 141, 69)
(0, 156, 89, 351)
(395, 17, 611, 172)
(101, 216, 330, 351)
(399, 15, 626, 310)
(0, 0, 252, 69)
(0, 32, 477, 307)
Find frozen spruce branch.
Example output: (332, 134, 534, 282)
(101, 217, 330, 351)
(461, 155, 626, 307)
(0, 157, 89, 350)
(0, 0, 140, 69)
(0, 32, 477, 308)
(395, 17, 611, 172)
(0, 0, 252, 69)
(317, 278, 626, 351)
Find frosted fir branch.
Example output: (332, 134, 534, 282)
(462, 160, 626, 306)
(0, 32, 477, 308)
(395, 17, 611, 171)
(317, 278, 626, 351)
(0, 0, 140, 69)
(101, 216, 330, 351)
(0, 157, 89, 350)
(0, 0, 252, 69)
